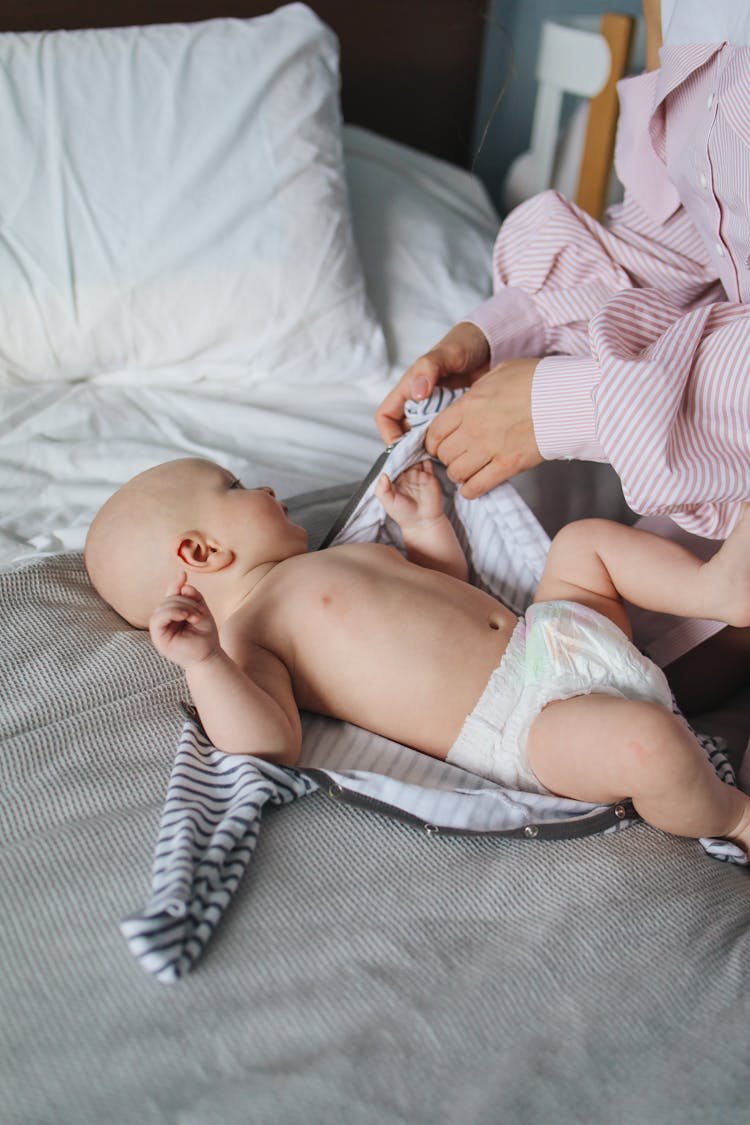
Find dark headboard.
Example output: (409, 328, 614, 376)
(1, 0, 489, 167)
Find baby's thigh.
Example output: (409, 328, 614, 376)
(526, 693, 673, 803)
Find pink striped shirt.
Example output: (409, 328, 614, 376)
(467, 43, 750, 538)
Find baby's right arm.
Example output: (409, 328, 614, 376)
(376, 460, 468, 581)
(149, 575, 302, 763)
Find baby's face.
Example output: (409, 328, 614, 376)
(192, 462, 308, 564)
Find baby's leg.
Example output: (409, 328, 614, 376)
(534, 505, 750, 632)
(526, 694, 750, 857)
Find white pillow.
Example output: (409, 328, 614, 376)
(343, 125, 500, 367)
(0, 4, 387, 386)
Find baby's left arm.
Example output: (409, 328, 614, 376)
(376, 460, 468, 581)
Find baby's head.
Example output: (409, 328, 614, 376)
(85, 458, 307, 627)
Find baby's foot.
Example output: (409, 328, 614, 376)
(703, 503, 750, 627)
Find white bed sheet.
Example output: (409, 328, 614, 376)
(0, 126, 500, 567)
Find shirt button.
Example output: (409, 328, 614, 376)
(700, 171, 708, 189)
(707, 92, 715, 109)
(715, 242, 725, 257)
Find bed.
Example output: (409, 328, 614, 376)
(2, 3, 750, 1122)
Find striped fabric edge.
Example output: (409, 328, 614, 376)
(691, 724, 748, 865)
(124, 709, 744, 983)
(120, 719, 318, 983)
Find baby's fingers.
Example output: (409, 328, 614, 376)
(152, 595, 202, 628)
(375, 473, 393, 500)
(179, 582, 204, 603)
(402, 460, 434, 483)
(165, 570, 188, 598)
(164, 572, 205, 604)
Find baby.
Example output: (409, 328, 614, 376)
(85, 456, 750, 857)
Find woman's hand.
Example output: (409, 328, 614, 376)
(374, 322, 490, 444)
(424, 358, 542, 498)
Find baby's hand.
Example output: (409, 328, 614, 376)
(149, 572, 220, 670)
(375, 459, 444, 530)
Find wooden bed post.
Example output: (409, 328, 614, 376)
(642, 0, 664, 71)
(573, 12, 636, 221)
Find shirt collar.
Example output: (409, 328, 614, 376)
(653, 43, 722, 111)
(648, 43, 722, 164)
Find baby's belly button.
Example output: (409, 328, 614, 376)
(487, 608, 510, 632)
(484, 611, 514, 645)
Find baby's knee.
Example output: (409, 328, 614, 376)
(550, 518, 612, 555)
(619, 701, 691, 778)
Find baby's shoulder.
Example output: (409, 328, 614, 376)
(220, 592, 292, 672)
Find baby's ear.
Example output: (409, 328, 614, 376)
(176, 532, 234, 573)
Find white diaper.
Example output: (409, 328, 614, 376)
(446, 599, 673, 794)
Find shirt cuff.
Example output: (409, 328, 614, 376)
(532, 356, 606, 461)
(464, 288, 546, 366)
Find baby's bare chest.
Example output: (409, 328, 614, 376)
(290, 544, 503, 625)
(260, 545, 515, 702)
